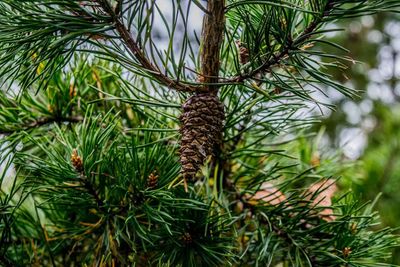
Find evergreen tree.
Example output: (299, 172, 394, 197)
(0, 1, 399, 266)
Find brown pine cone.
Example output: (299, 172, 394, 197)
(179, 92, 225, 186)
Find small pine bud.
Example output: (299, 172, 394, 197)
(71, 149, 84, 172)
(47, 104, 54, 114)
(69, 84, 77, 98)
(246, 220, 257, 232)
(181, 232, 192, 245)
(197, 75, 205, 83)
(300, 42, 314, 51)
(350, 223, 358, 234)
(342, 247, 352, 258)
(273, 87, 282, 95)
(89, 208, 98, 215)
(86, 34, 106, 40)
(239, 235, 249, 246)
(234, 201, 244, 214)
(147, 171, 159, 189)
(235, 40, 249, 65)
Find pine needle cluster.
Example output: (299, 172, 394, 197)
(0, 0, 399, 266)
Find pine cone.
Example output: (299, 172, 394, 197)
(179, 92, 224, 184)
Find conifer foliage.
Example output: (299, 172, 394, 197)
(0, 0, 399, 266)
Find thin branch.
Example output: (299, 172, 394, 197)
(227, 0, 335, 83)
(0, 116, 83, 136)
(78, 173, 106, 212)
(95, 0, 200, 93)
(114, 21, 200, 92)
(72, 162, 126, 264)
(270, 223, 320, 265)
(71, 148, 107, 211)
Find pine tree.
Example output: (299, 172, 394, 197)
(0, 1, 399, 266)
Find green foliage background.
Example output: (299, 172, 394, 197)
(319, 12, 400, 264)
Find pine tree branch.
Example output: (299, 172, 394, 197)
(227, 0, 335, 84)
(240, 200, 325, 265)
(0, 116, 83, 136)
(270, 223, 319, 265)
(71, 149, 107, 211)
(201, 0, 226, 91)
(114, 22, 201, 92)
(218, 102, 255, 191)
(78, 173, 106, 212)
(73, 164, 126, 263)
(71, 150, 128, 264)
(94, 0, 200, 93)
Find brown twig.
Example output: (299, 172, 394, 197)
(79, 174, 106, 211)
(114, 22, 200, 92)
(0, 116, 83, 136)
(92, 0, 335, 92)
(95, 0, 200, 93)
(227, 0, 335, 84)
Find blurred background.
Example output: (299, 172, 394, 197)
(317, 13, 400, 264)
